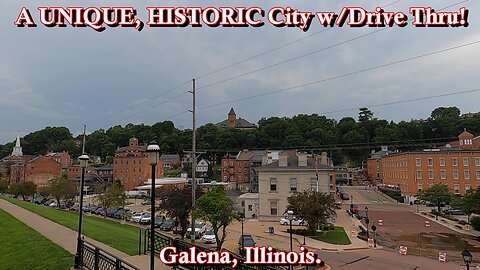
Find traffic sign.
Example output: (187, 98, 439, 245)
(439, 252, 447, 262)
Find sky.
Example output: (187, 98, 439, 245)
(1, 0, 479, 143)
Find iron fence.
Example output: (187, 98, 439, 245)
(80, 239, 140, 270)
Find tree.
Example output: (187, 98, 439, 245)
(157, 185, 203, 239)
(45, 175, 77, 207)
(193, 186, 237, 251)
(287, 190, 337, 233)
(0, 180, 8, 193)
(451, 189, 480, 223)
(94, 183, 125, 217)
(417, 184, 452, 220)
(10, 181, 37, 200)
(358, 107, 373, 122)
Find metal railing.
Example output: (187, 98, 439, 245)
(145, 229, 290, 270)
(80, 239, 140, 270)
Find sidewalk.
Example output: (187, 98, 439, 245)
(0, 198, 169, 270)
(412, 209, 480, 237)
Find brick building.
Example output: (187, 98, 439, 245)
(373, 130, 480, 202)
(215, 108, 256, 130)
(221, 151, 253, 191)
(160, 154, 181, 169)
(113, 137, 163, 191)
(45, 151, 71, 169)
(10, 156, 63, 188)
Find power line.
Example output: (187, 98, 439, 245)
(197, 39, 480, 110)
(318, 88, 480, 115)
(194, 0, 405, 80)
(197, 0, 470, 91)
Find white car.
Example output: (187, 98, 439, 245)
(131, 212, 149, 223)
(49, 201, 58, 208)
(202, 230, 216, 244)
(140, 214, 152, 225)
(279, 216, 305, 226)
(186, 222, 207, 239)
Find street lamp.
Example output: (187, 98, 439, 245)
(238, 211, 245, 256)
(287, 210, 294, 252)
(74, 154, 89, 268)
(365, 206, 369, 239)
(371, 223, 377, 248)
(147, 141, 160, 270)
(462, 248, 473, 270)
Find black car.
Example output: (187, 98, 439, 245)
(154, 216, 166, 228)
(238, 235, 255, 255)
(107, 208, 122, 217)
(159, 220, 175, 231)
(113, 209, 130, 219)
(94, 207, 105, 215)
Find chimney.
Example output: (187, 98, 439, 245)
(278, 152, 288, 167)
(320, 152, 328, 166)
(371, 150, 375, 155)
(262, 155, 268, 165)
(297, 152, 308, 167)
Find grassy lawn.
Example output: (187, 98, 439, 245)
(2, 197, 143, 255)
(0, 209, 72, 270)
(311, 227, 351, 245)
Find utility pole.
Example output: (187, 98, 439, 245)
(189, 79, 197, 243)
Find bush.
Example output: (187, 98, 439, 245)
(471, 216, 480, 231)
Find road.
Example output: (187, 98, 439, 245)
(317, 249, 466, 270)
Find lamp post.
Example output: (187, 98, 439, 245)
(287, 210, 294, 251)
(365, 206, 369, 239)
(462, 248, 473, 270)
(371, 223, 377, 248)
(238, 211, 245, 256)
(147, 141, 160, 270)
(74, 154, 89, 268)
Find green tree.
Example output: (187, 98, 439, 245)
(0, 180, 9, 193)
(287, 190, 337, 233)
(94, 184, 125, 217)
(10, 181, 37, 200)
(157, 185, 203, 239)
(193, 186, 237, 251)
(45, 176, 78, 207)
(417, 184, 452, 220)
(451, 189, 480, 223)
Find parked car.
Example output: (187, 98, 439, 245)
(94, 207, 105, 215)
(70, 204, 79, 211)
(131, 212, 149, 223)
(154, 216, 166, 228)
(340, 193, 350, 200)
(43, 199, 55, 206)
(107, 208, 122, 217)
(238, 235, 256, 255)
(446, 209, 464, 215)
(426, 201, 446, 207)
(141, 200, 151, 205)
(114, 209, 130, 219)
(49, 201, 58, 208)
(279, 216, 305, 226)
(186, 222, 207, 239)
(350, 204, 359, 214)
(140, 214, 152, 225)
(159, 219, 175, 231)
(202, 230, 216, 244)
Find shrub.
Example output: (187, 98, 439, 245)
(470, 216, 480, 231)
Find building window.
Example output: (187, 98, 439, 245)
(454, 184, 460, 194)
(476, 171, 480, 180)
(133, 161, 136, 165)
(115, 161, 117, 165)
(270, 201, 278, 216)
(428, 158, 433, 166)
(223, 176, 227, 182)
(453, 170, 459, 180)
(417, 184, 423, 191)
(440, 158, 445, 166)
(464, 157, 469, 166)
(270, 178, 277, 191)
(416, 170, 422, 180)
(248, 205, 253, 211)
(416, 158, 421, 167)
(466, 184, 471, 192)
(310, 178, 318, 192)
(452, 158, 458, 166)
(440, 170, 446, 180)
(290, 178, 297, 192)
(465, 170, 470, 180)
(475, 158, 480, 166)
(428, 170, 434, 180)
(139, 160, 141, 165)
(223, 161, 227, 166)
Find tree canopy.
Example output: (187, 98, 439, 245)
(417, 184, 452, 219)
(1, 106, 478, 166)
(287, 190, 337, 232)
(193, 186, 237, 251)
(9, 181, 37, 200)
(45, 175, 78, 206)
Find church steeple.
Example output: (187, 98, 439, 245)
(11, 134, 23, 157)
